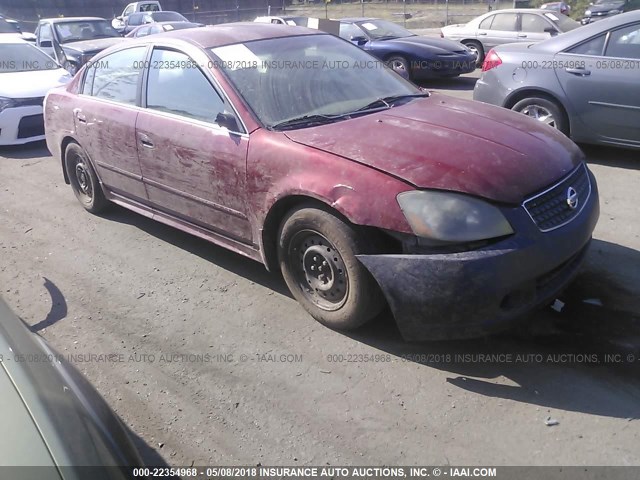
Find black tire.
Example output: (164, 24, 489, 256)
(64, 142, 109, 214)
(277, 205, 385, 330)
(511, 96, 568, 135)
(386, 55, 411, 80)
(462, 40, 484, 67)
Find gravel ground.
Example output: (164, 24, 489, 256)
(0, 75, 638, 467)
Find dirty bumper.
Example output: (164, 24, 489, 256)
(358, 173, 600, 341)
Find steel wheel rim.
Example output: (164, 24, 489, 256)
(520, 104, 556, 128)
(288, 230, 348, 311)
(71, 155, 93, 201)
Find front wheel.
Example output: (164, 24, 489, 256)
(277, 205, 385, 330)
(511, 97, 568, 134)
(65, 142, 109, 213)
(462, 40, 484, 67)
(386, 55, 411, 80)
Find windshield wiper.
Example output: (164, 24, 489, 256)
(353, 92, 430, 113)
(270, 114, 343, 131)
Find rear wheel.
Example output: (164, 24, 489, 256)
(386, 55, 411, 80)
(462, 40, 484, 67)
(65, 142, 109, 213)
(277, 205, 385, 330)
(511, 96, 568, 134)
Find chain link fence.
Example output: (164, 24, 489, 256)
(3, 0, 520, 32)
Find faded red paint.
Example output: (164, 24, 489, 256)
(44, 25, 586, 269)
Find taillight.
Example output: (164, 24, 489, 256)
(482, 49, 502, 72)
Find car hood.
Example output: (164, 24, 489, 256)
(62, 37, 125, 54)
(380, 35, 467, 53)
(0, 68, 71, 97)
(284, 94, 583, 204)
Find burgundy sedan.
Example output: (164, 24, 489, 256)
(44, 24, 599, 341)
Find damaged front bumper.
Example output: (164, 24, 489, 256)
(357, 170, 600, 341)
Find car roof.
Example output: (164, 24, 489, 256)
(132, 22, 323, 49)
(40, 17, 107, 23)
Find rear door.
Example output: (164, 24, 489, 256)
(554, 21, 640, 146)
(74, 46, 148, 201)
(136, 47, 252, 243)
(479, 13, 519, 49)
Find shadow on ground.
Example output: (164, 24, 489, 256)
(30, 277, 68, 333)
(582, 144, 640, 170)
(419, 73, 478, 91)
(0, 141, 50, 160)
(101, 204, 293, 299)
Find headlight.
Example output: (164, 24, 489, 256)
(0, 96, 17, 113)
(397, 190, 514, 243)
(585, 9, 592, 15)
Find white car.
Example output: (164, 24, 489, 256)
(0, 37, 71, 146)
(112, 0, 163, 32)
(253, 15, 309, 26)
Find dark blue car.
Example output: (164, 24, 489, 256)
(338, 18, 476, 80)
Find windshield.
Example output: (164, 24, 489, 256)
(0, 19, 20, 33)
(152, 12, 188, 22)
(543, 12, 580, 31)
(211, 34, 423, 129)
(355, 19, 415, 40)
(0, 43, 60, 72)
(54, 20, 121, 44)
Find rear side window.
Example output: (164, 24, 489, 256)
(605, 23, 640, 59)
(489, 13, 518, 31)
(567, 34, 606, 56)
(520, 14, 552, 33)
(145, 49, 226, 124)
(89, 47, 146, 105)
(479, 15, 494, 30)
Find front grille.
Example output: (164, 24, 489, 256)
(523, 163, 591, 232)
(13, 97, 44, 108)
(17, 114, 45, 139)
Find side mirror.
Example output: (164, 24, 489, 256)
(215, 112, 240, 132)
(40, 40, 53, 48)
(116, 15, 123, 20)
(544, 27, 559, 36)
(350, 35, 367, 45)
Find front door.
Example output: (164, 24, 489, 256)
(136, 47, 252, 243)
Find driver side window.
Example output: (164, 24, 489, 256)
(145, 49, 232, 126)
(605, 23, 640, 59)
(39, 24, 53, 42)
(339, 23, 363, 40)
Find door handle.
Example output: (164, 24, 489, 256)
(138, 133, 154, 149)
(517, 34, 527, 38)
(565, 67, 591, 76)
(73, 108, 86, 123)
(478, 32, 487, 35)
